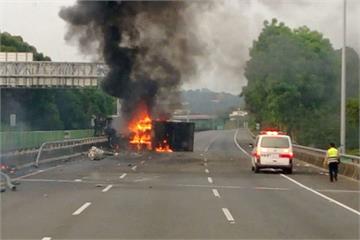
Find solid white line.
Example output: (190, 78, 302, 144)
(102, 184, 113, 192)
(205, 169, 210, 174)
(72, 202, 91, 216)
(208, 177, 213, 184)
(204, 136, 218, 152)
(120, 173, 127, 179)
(280, 174, 360, 216)
(131, 165, 137, 171)
(222, 208, 235, 223)
(255, 187, 289, 191)
(317, 189, 360, 193)
(15, 165, 61, 180)
(233, 129, 251, 157)
(42, 237, 51, 240)
(212, 189, 220, 198)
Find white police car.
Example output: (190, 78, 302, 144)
(250, 130, 293, 174)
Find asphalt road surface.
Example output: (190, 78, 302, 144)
(1, 129, 359, 239)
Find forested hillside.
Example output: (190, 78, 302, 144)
(181, 88, 244, 115)
(243, 19, 359, 150)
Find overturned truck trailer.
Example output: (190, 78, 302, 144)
(152, 121, 195, 152)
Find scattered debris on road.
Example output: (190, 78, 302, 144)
(0, 171, 17, 191)
(88, 146, 105, 160)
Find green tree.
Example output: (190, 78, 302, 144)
(243, 19, 339, 146)
(0, 32, 51, 61)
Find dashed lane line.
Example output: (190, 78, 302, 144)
(205, 169, 210, 174)
(212, 189, 221, 198)
(41, 237, 51, 240)
(131, 165, 137, 171)
(233, 129, 360, 217)
(72, 202, 91, 216)
(120, 173, 127, 179)
(208, 177, 213, 184)
(222, 208, 235, 224)
(102, 184, 113, 192)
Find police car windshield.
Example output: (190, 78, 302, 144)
(260, 136, 290, 148)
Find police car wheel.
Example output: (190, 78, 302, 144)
(254, 166, 260, 173)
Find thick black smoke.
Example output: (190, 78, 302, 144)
(59, 1, 204, 121)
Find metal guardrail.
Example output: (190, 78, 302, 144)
(245, 128, 360, 164)
(293, 144, 360, 165)
(34, 137, 107, 167)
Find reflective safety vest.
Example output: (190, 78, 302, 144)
(327, 147, 338, 159)
(327, 147, 339, 163)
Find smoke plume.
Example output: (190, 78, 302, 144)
(59, 1, 205, 120)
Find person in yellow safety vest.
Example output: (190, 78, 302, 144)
(325, 142, 340, 182)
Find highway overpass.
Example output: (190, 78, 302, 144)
(0, 62, 107, 88)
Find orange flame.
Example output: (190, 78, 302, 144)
(128, 105, 173, 153)
(155, 139, 173, 153)
(128, 108, 152, 150)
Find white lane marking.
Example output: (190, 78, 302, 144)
(205, 169, 210, 174)
(72, 202, 91, 216)
(102, 184, 113, 192)
(233, 129, 251, 157)
(204, 162, 208, 167)
(175, 184, 289, 191)
(208, 177, 213, 184)
(15, 165, 61, 180)
(74, 179, 82, 182)
(204, 158, 208, 162)
(131, 165, 137, 171)
(233, 130, 360, 214)
(120, 173, 127, 179)
(42, 237, 51, 240)
(317, 189, 360, 193)
(255, 187, 289, 191)
(222, 208, 235, 223)
(204, 136, 218, 152)
(280, 174, 360, 216)
(212, 189, 220, 198)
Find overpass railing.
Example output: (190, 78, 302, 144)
(0, 61, 108, 88)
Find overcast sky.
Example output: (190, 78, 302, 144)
(0, 0, 358, 94)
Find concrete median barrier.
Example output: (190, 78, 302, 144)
(245, 128, 359, 180)
(293, 147, 359, 180)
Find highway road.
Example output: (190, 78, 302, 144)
(1, 129, 359, 239)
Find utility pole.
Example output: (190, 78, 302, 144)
(340, 0, 347, 153)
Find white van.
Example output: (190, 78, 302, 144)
(250, 131, 293, 174)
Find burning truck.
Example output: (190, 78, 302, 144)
(60, 1, 198, 153)
(115, 106, 194, 152)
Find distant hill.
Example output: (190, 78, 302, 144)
(180, 88, 244, 116)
